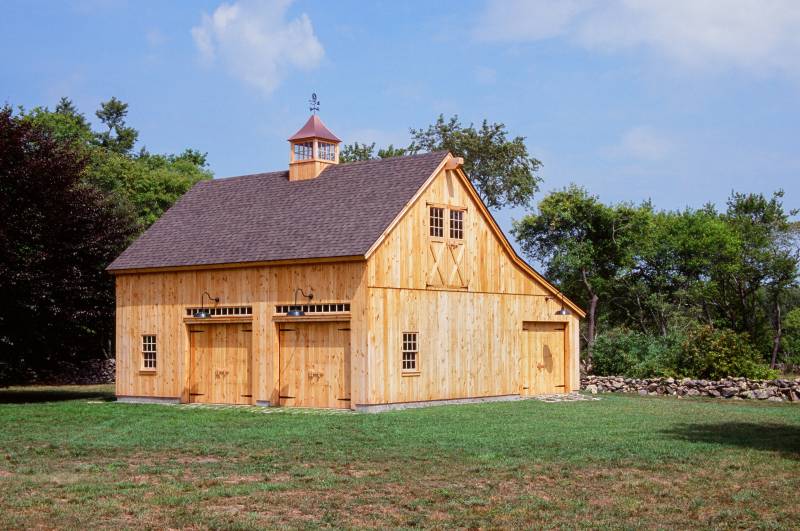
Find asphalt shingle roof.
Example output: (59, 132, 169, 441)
(107, 151, 448, 271)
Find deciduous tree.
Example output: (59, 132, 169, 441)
(0, 107, 137, 384)
(512, 185, 649, 361)
(340, 115, 543, 208)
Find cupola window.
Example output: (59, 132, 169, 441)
(294, 141, 314, 161)
(318, 141, 336, 161)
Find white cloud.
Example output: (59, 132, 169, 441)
(475, 0, 800, 75)
(608, 126, 673, 161)
(191, 0, 324, 95)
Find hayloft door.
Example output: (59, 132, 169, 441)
(426, 206, 469, 289)
(521, 322, 567, 395)
(278, 322, 351, 408)
(188, 324, 252, 404)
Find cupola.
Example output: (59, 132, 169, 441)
(288, 94, 341, 181)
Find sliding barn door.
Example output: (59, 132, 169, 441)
(278, 322, 351, 408)
(189, 324, 252, 404)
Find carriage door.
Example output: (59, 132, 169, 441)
(189, 323, 252, 404)
(278, 322, 351, 408)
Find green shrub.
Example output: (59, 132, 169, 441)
(677, 325, 779, 380)
(782, 307, 800, 369)
(592, 328, 681, 378)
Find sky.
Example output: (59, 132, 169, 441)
(3, 0, 800, 247)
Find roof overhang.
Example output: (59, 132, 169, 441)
(107, 254, 365, 276)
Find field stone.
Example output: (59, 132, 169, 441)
(753, 390, 770, 400)
(581, 375, 799, 403)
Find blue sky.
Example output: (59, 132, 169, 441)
(2, 0, 799, 244)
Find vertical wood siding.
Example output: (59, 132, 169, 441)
(364, 168, 580, 405)
(115, 262, 366, 403)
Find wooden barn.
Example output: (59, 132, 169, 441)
(108, 113, 584, 411)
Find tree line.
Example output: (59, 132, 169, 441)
(0, 98, 211, 384)
(341, 117, 800, 379)
(1, 102, 797, 385)
(512, 186, 799, 378)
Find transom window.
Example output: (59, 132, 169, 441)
(276, 303, 350, 314)
(293, 141, 313, 161)
(449, 209, 464, 239)
(402, 332, 418, 372)
(318, 141, 336, 161)
(429, 207, 444, 238)
(142, 335, 157, 370)
(185, 306, 253, 317)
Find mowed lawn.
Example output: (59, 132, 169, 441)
(0, 387, 798, 529)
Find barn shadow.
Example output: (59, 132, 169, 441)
(0, 385, 115, 404)
(663, 422, 800, 458)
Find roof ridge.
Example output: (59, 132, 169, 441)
(108, 148, 448, 271)
(204, 169, 289, 184)
(211, 151, 449, 182)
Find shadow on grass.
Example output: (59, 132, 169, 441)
(0, 385, 115, 404)
(664, 422, 800, 457)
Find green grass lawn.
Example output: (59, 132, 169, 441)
(0, 386, 798, 529)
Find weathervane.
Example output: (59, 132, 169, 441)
(309, 92, 320, 114)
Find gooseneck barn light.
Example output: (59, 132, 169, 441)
(288, 288, 314, 317)
(555, 287, 571, 316)
(193, 291, 220, 318)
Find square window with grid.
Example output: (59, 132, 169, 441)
(429, 207, 444, 238)
(142, 335, 157, 370)
(318, 141, 336, 161)
(293, 141, 313, 161)
(402, 332, 418, 372)
(449, 209, 464, 239)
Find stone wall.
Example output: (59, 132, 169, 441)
(582, 375, 800, 402)
(28, 359, 115, 385)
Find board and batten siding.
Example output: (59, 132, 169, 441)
(115, 261, 367, 404)
(363, 167, 581, 406)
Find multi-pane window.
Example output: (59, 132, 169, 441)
(275, 303, 350, 314)
(402, 332, 418, 372)
(429, 207, 444, 238)
(142, 335, 157, 370)
(449, 209, 464, 239)
(318, 141, 336, 161)
(293, 141, 313, 161)
(185, 306, 253, 317)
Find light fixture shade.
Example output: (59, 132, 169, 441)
(287, 308, 305, 317)
(194, 310, 210, 318)
(555, 308, 571, 316)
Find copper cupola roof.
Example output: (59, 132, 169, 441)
(288, 114, 341, 143)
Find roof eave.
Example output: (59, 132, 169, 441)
(107, 254, 367, 275)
